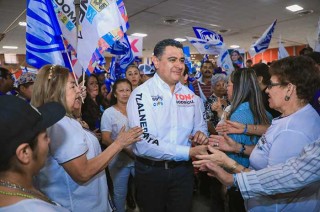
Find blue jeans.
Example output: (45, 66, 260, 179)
(109, 163, 135, 212)
(135, 160, 194, 212)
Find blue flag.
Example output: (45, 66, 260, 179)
(249, 20, 277, 57)
(183, 46, 192, 73)
(109, 33, 134, 78)
(193, 27, 223, 42)
(26, 0, 71, 69)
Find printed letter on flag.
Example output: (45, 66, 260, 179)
(77, 0, 128, 73)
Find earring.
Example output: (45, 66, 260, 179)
(285, 95, 290, 101)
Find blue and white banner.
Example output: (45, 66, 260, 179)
(118, 34, 135, 74)
(77, 0, 128, 72)
(278, 36, 289, 59)
(249, 20, 277, 57)
(193, 26, 223, 42)
(26, 0, 71, 69)
(186, 36, 223, 55)
(217, 45, 234, 75)
(51, 0, 83, 77)
(183, 46, 192, 73)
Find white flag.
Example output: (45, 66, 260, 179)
(278, 36, 289, 59)
(186, 36, 223, 55)
(249, 20, 277, 57)
(77, 0, 128, 72)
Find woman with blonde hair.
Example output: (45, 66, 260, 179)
(31, 65, 143, 212)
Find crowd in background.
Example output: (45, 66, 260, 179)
(0, 42, 320, 212)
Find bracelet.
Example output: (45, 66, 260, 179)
(243, 124, 248, 134)
(233, 174, 238, 188)
(239, 143, 246, 155)
(229, 162, 239, 173)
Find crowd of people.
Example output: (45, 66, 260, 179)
(0, 40, 320, 212)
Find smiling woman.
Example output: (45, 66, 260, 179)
(30, 64, 143, 212)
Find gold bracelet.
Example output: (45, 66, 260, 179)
(229, 162, 239, 173)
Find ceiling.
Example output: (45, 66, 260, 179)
(0, 0, 319, 57)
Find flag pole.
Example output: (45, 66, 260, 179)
(60, 35, 84, 103)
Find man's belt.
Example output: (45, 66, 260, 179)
(136, 156, 191, 169)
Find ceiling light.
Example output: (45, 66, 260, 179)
(286, 5, 303, 12)
(230, 45, 240, 48)
(131, 33, 147, 37)
(3, 46, 18, 49)
(19, 21, 27, 26)
(174, 38, 186, 42)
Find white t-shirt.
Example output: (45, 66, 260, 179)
(35, 117, 112, 212)
(101, 106, 134, 167)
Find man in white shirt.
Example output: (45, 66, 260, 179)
(127, 39, 208, 212)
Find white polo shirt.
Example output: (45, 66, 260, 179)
(127, 73, 208, 162)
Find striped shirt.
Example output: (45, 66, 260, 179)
(237, 138, 320, 199)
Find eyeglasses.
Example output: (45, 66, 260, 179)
(267, 82, 287, 89)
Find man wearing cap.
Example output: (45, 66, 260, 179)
(16, 72, 37, 102)
(138, 64, 155, 83)
(0, 67, 14, 96)
(0, 96, 67, 211)
(127, 39, 209, 212)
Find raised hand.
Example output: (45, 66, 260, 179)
(209, 134, 239, 153)
(115, 126, 143, 148)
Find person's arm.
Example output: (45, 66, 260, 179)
(209, 134, 255, 156)
(193, 145, 250, 173)
(62, 126, 142, 184)
(215, 120, 269, 136)
(237, 140, 320, 199)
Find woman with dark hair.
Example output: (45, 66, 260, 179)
(195, 56, 320, 211)
(213, 68, 272, 212)
(125, 64, 141, 90)
(101, 79, 135, 212)
(78, 74, 102, 134)
(230, 50, 243, 68)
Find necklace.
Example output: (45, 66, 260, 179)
(0, 180, 55, 205)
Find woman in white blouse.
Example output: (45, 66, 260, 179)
(101, 79, 135, 212)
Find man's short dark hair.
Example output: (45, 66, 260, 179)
(0, 67, 10, 79)
(200, 60, 214, 69)
(246, 59, 253, 63)
(299, 47, 313, 55)
(153, 39, 183, 58)
(252, 63, 271, 86)
(304, 52, 320, 65)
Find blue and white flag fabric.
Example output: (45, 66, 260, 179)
(193, 27, 223, 42)
(249, 20, 277, 57)
(186, 36, 222, 55)
(183, 46, 192, 73)
(26, 0, 71, 69)
(118, 37, 134, 75)
(77, 0, 128, 73)
(278, 36, 289, 59)
(51, 0, 83, 77)
(217, 45, 234, 76)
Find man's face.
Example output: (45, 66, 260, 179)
(153, 46, 185, 86)
(201, 62, 214, 78)
(3, 73, 14, 92)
